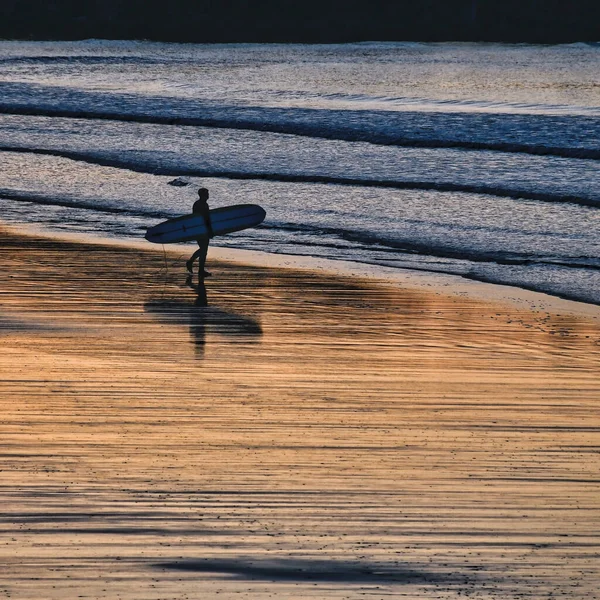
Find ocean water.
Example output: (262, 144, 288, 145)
(0, 40, 598, 304)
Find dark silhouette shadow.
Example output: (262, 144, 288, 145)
(0, 313, 63, 334)
(144, 285, 262, 357)
(153, 557, 474, 585)
(185, 276, 209, 306)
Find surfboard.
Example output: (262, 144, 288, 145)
(145, 204, 266, 244)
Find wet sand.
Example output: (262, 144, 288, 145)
(1, 227, 599, 599)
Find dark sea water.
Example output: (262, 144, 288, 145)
(0, 40, 598, 304)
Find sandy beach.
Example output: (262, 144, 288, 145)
(1, 226, 599, 599)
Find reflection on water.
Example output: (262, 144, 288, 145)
(144, 281, 262, 357)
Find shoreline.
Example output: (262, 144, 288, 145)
(5, 221, 600, 322)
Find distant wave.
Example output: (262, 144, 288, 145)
(260, 89, 600, 117)
(2, 145, 599, 208)
(1, 82, 598, 160)
(0, 188, 167, 219)
(1, 104, 597, 160)
(0, 56, 163, 65)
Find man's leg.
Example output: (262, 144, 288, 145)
(186, 246, 202, 274)
(197, 238, 210, 281)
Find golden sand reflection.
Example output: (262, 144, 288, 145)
(1, 228, 599, 599)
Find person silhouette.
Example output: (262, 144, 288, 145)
(186, 188, 214, 280)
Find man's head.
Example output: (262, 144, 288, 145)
(197, 188, 209, 201)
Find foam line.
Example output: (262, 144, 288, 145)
(1, 104, 598, 160)
(2, 146, 598, 208)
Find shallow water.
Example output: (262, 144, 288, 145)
(0, 40, 598, 303)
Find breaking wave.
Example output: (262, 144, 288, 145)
(2, 146, 598, 208)
(1, 83, 598, 160)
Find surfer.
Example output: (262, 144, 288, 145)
(186, 188, 214, 279)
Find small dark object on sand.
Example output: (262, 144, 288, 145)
(168, 178, 191, 187)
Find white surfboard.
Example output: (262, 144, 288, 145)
(145, 204, 266, 244)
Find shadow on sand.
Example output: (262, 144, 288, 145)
(144, 281, 262, 357)
(153, 557, 474, 585)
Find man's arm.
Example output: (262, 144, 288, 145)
(203, 209, 214, 238)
